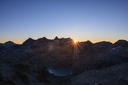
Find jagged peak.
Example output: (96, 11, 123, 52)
(94, 41, 112, 45)
(114, 39, 128, 43)
(114, 39, 128, 47)
(3, 41, 15, 47)
(42, 37, 47, 39)
(84, 40, 93, 44)
(22, 37, 34, 45)
(54, 36, 59, 40)
(24, 37, 34, 42)
(37, 37, 48, 40)
(27, 37, 34, 40)
(4, 41, 15, 45)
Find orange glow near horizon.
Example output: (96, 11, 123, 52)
(0, 37, 122, 44)
(73, 40, 78, 44)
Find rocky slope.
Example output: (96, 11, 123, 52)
(71, 63, 128, 85)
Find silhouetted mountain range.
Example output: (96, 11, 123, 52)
(0, 37, 128, 85)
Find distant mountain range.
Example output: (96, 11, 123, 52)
(0, 37, 128, 85)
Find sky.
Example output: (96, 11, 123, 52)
(0, 0, 128, 44)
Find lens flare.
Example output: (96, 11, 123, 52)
(62, 39, 82, 60)
(72, 39, 82, 59)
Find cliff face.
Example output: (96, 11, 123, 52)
(0, 38, 128, 85)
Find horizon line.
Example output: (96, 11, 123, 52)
(0, 36, 128, 44)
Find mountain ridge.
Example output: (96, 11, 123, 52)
(0, 37, 128, 85)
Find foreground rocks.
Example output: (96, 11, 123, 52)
(0, 60, 50, 85)
(71, 63, 128, 85)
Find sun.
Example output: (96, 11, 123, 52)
(73, 40, 77, 44)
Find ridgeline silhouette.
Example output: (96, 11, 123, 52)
(0, 37, 128, 85)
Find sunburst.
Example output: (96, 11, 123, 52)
(72, 39, 82, 59)
(73, 40, 77, 44)
(61, 39, 82, 59)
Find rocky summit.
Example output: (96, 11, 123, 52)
(0, 37, 128, 85)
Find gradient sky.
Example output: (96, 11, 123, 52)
(0, 0, 128, 44)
